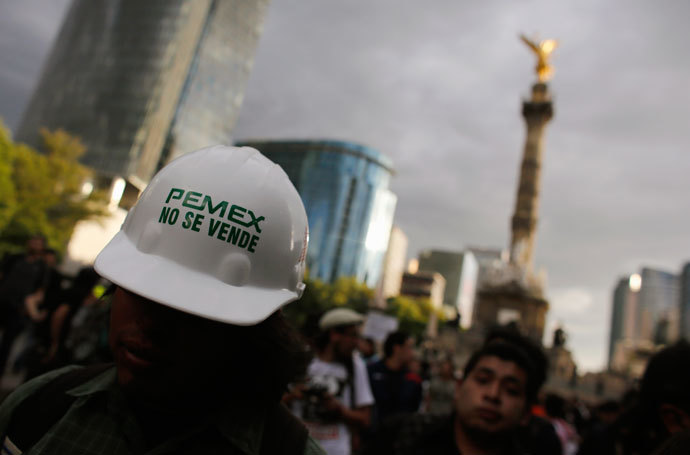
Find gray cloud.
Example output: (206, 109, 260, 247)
(0, 0, 71, 130)
(236, 0, 690, 370)
(1, 0, 688, 370)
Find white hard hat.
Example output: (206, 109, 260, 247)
(94, 145, 309, 325)
(319, 308, 365, 331)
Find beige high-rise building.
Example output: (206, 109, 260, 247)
(380, 226, 408, 299)
(400, 271, 446, 337)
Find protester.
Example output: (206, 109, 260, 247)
(0, 146, 324, 454)
(0, 234, 49, 377)
(368, 331, 422, 428)
(576, 400, 622, 455)
(545, 393, 579, 455)
(22, 266, 103, 379)
(425, 357, 456, 415)
(484, 325, 561, 455)
(290, 307, 374, 455)
(611, 341, 690, 455)
(365, 335, 547, 455)
(11, 248, 67, 375)
(358, 337, 379, 364)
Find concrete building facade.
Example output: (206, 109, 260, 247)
(380, 226, 408, 300)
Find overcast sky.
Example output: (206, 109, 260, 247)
(2, 0, 689, 372)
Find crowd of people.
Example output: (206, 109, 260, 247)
(0, 145, 689, 455)
(284, 307, 690, 455)
(0, 235, 107, 386)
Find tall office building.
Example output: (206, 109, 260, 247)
(609, 267, 680, 368)
(637, 268, 680, 344)
(17, 0, 269, 188)
(380, 226, 408, 299)
(237, 140, 396, 287)
(608, 275, 639, 369)
(466, 247, 507, 287)
(681, 262, 690, 340)
(418, 249, 479, 328)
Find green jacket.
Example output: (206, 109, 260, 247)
(0, 366, 325, 455)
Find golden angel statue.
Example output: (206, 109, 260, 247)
(520, 34, 558, 82)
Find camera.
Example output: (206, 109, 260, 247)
(302, 383, 340, 423)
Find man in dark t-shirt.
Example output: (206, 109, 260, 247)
(368, 331, 422, 428)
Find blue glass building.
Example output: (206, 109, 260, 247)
(237, 140, 396, 287)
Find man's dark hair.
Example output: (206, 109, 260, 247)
(544, 393, 566, 419)
(463, 340, 542, 404)
(483, 325, 549, 392)
(640, 340, 690, 415)
(229, 310, 312, 405)
(384, 331, 410, 359)
(611, 341, 690, 455)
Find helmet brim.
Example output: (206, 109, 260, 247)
(94, 231, 299, 325)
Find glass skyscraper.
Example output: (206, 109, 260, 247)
(608, 276, 638, 369)
(638, 267, 680, 344)
(237, 140, 396, 287)
(679, 262, 690, 340)
(17, 0, 269, 186)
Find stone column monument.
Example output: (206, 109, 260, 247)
(510, 36, 556, 270)
(472, 35, 558, 342)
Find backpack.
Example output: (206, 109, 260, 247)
(5, 364, 309, 455)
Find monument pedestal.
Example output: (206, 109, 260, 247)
(473, 281, 548, 342)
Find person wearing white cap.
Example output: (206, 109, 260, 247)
(0, 146, 325, 455)
(291, 307, 374, 455)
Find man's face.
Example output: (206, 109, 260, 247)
(332, 325, 360, 360)
(109, 287, 234, 407)
(43, 252, 57, 268)
(396, 337, 415, 367)
(455, 355, 529, 436)
(358, 338, 375, 357)
(26, 236, 45, 256)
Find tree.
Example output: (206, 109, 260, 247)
(0, 124, 108, 256)
(283, 275, 374, 335)
(284, 273, 444, 341)
(0, 122, 17, 233)
(385, 295, 446, 339)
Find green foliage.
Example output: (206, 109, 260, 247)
(0, 122, 17, 232)
(284, 273, 444, 341)
(385, 295, 445, 339)
(0, 124, 108, 256)
(284, 275, 374, 332)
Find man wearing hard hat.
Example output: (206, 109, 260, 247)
(290, 308, 374, 455)
(0, 146, 325, 455)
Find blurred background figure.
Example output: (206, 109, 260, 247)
(290, 308, 373, 455)
(368, 331, 422, 430)
(358, 337, 379, 365)
(23, 266, 104, 379)
(0, 234, 49, 378)
(578, 341, 690, 455)
(577, 399, 622, 455)
(545, 393, 579, 455)
(425, 357, 455, 415)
